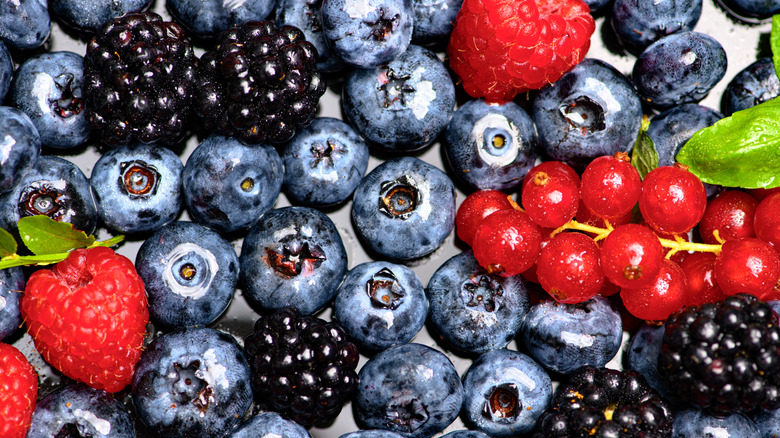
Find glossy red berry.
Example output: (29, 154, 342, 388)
(521, 161, 580, 228)
(580, 153, 642, 220)
(456, 189, 514, 246)
(697, 190, 757, 244)
(520, 227, 555, 284)
(621, 258, 688, 321)
(639, 164, 707, 235)
(472, 209, 542, 277)
(536, 231, 604, 303)
(714, 237, 780, 297)
(755, 192, 780, 249)
(600, 224, 664, 289)
(678, 252, 726, 307)
(747, 186, 780, 202)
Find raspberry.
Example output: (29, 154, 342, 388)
(0, 343, 37, 438)
(447, 0, 595, 103)
(21, 247, 149, 393)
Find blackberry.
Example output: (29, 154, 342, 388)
(658, 293, 780, 415)
(243, 306, 360, 428)
(194, 21, 326, 144)
(83, 12, 197, 146)
(531, 366, 674, 438)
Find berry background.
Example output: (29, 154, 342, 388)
(7, 1, 776, 436)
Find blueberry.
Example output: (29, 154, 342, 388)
(351, 156, 456, 261)
(461, 349, 552, 436)
(0, 267, 25, 341)
(610, 0, 702, 55)
(584, 0, 611, 14)
(275, 0, 345, 73)
(0, 106, 41, 196)
(520, 296, 623, 375)
(753, 406, 780, 438)
(26, 383, 135, 438)
(333, 261, 428, 352)
(227, 411, 311, 438)
(440, 431, 491, 438)
(722, 58, 780, 116)
(410, 0, 463, 47)
(626, 322, 677, 403)
(182, 134, 283, 234)
(717, 0, 780, 20)
(90, 144, 183, 235)
(426, 250, 530, 355)
(647, 103, 723, 167)
(239, 206, 347, 315)
(0, 155, 97, 236)
(354, 343, 464, 438)
(0, 41, 12, 102)
(9, 51, 91, 150)
(633, 31, 728, 109)
(672, 408, 760, 437)
(531, 58, 643, 171)
(320, 0, 413, 68)
(0, 0, 50, 50)
(135, 221, 239, 329)
(443, 98, 539, 191)
(50, 0, 153, 33)
(342, 44, 456, 153)
(281, 117, 369, 208)
(167, 0, 277, 40)
(341, 431, 407, 438)
(132, 327, 253, 438)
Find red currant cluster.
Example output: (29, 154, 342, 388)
(456, 153, 780, 321)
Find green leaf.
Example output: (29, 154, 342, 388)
(18, 216, 96, 256)
(0, 228, 17, 258)
(676, 97, 780, 189)
(631, 115, 658, 179)
(772, 15, 780, 80)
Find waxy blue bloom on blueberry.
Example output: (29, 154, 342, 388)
(0, 0, 50, 50)
(227, 412, 311, 438)
(342, 44, 456, 153)
(355, 343, 464, 438)
(321, 0, 413, 68)
(182, 134, 283, 234)
(281, 117, 369, 208)
(0, 106, 41, 197)
(627, 322, 676, 402)
(0, 267, 25, 341)
(0, 155, 97, 236)
(520, 296, 623, 375)
(532, 58, 643, 171)
(352, 156, 456, 261)
(610, 0, 702, 55)
(90, 143, 183, 235)
(722, 58, 780, 116)
(167, 0, 277, 40)
(341, 431, 407, 438)
(135, 221, 239, 329)
(426, 250, 530, 355)
(132, 327, 253, 438)
(444, 98, 538, 191)
(647, 103, 722, 167)
(333, 261, 428, 352)
(461, 349, 552, 437)
(26, 383, 135, 438)
(672, 408, 760, 437)
(50, 0, 153, 32)
(10, 51, 90, 150)
(240, 206, 348, 315)
(0, 41, 12, 102)
(275, 0, 344, 73)
(411, 0, 463, 46)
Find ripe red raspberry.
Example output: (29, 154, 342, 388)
(0, 343, 37, 438)
(447, 0, 595, 103)
(21, 247, 148, 393)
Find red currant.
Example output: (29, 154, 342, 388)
(580, 153, 641, 220)
(576, 199, 633, 233)
(521, 161, 580, 228)
(621, 259, 688, 321)
(747, 186, 780, 202)
(536, 232, 604, 304)
(755, 192, 780, 249)
(638, 164, 707, 235)
(600, 224, 664, 289)
(714, 237, 780, 297)
(520, 227, 555, 284)
(472, 209, 542, 277)
(678, 252, 726, 307)
(455, 189, 514, 246)
(697, 190, 757, 244)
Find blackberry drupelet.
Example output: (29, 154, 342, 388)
(243, 306, 360, 428)
(531, 366, 674, 438)
(658, 293, 780, 415)
(83, 12, 197, 146)
(194, 21, 326, 144)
